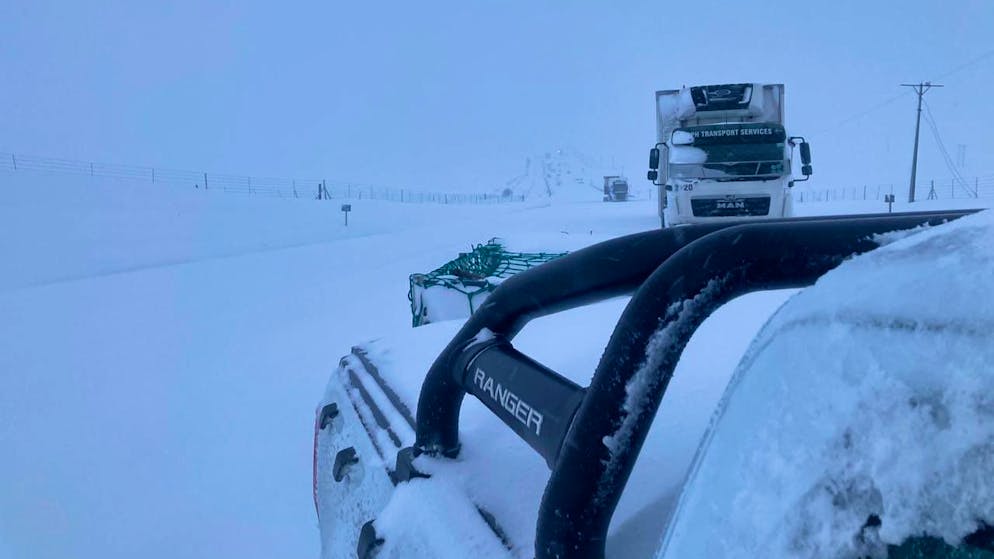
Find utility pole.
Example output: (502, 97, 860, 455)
(900, 81, 943, 203)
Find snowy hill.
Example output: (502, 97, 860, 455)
(500, 147, 636, 202)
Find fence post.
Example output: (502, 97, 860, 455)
(863, 185, 866, 200)
(152, 168, 156, 183)
(90, 162, 94, 176)
(293, 179, 298, 198)
(11, 154, 16, 170)
(323, 179, 327, 199)
(204, 172, 209, 190)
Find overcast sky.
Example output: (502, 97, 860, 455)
(2, 0, 992, 193)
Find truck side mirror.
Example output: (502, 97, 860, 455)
(802, 164, 813, 176)
(800, 142, 811, 166)
(649, 148, 660, 170)
(647, 170, 658, 181)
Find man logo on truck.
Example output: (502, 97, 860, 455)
(716, 196, 746, 210)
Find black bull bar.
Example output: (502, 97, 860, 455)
(382, 210, 976, 559)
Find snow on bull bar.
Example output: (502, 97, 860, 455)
(314, 209, 991, 559)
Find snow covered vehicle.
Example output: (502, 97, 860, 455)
(314, 209, 992, 559)
(602, 176, 629, 202)
(646, 83, 812, 228)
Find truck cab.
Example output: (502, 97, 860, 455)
(647, 83, 812, 227)
(603, 175, 630, 202)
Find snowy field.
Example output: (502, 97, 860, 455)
(0, 171, 990, 559)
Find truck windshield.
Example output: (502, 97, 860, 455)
(669, 125, 788, 180)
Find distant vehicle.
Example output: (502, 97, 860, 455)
(603, 175, 630, 202)
(647, 83, 813, 227)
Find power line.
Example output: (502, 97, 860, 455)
(813, 91, 911, 134)
(930, 46, 994, 81)
(922, 99, 977, 197)
(814, 47, 994, 135)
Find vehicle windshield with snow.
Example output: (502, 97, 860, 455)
(658, 210, 994, 559)
(668, 123, 788, 180)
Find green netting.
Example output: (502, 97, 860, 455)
(408, 238, 566, 327)
(884, 535, 994, 558)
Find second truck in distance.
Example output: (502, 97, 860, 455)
(647, 83, 812, 227)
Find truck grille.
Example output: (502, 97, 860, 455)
(691, 196, 771, 217)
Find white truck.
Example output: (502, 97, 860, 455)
(647, 83, 812, 227)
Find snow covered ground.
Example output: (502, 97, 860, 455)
(0, 168, 990, 559)
(0, 171, 653, 559)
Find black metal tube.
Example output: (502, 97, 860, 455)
(534, 210, 975, 559)
(412, 210, 968, 457)
(412, 222, 732, 456)
(464, 341, 586, 466)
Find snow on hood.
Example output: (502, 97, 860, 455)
(657, 210, 994, 559)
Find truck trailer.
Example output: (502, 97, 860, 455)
(647, 83, 812, 227)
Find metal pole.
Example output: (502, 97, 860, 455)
(908, 90, 923, 203)
(901, 82, 943, 203)
(204, 172, 209, 190)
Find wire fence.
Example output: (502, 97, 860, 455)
(796, 174, 994, 203)
(0, 151, 526, 205)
